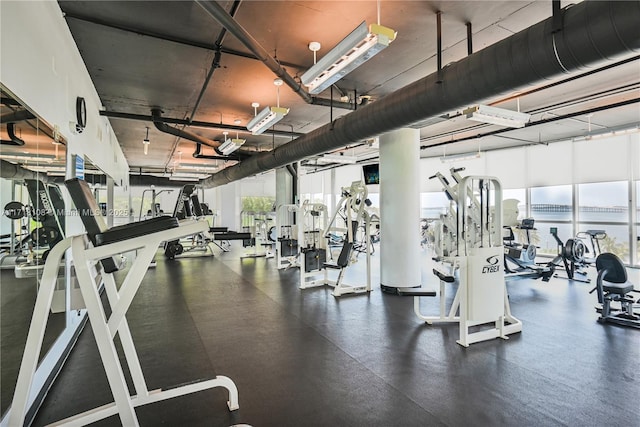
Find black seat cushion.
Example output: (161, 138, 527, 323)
(95, 216, 179, 246)
(602, 280, 634, 295)
(324, 241, 352, 269)
(213, 232, 251, 240)
(210, 226, 229, 233)
(65, 178, 179, 273)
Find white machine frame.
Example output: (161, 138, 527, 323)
(417, 174, 522, 347)
(298, 201, 329, 288)
(275, 203, 301, 269)
(240, 210, 274, 259)
(6, 219, 239, 426)
(301, 181, 372, 297)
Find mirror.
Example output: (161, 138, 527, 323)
(0, 86, 68, 416)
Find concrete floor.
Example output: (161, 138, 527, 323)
(3, 244, 639, 426)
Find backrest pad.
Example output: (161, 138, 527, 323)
(65, 178, 119, 273)
(65, 178, 109, 245)
(595, 253, 627, 283)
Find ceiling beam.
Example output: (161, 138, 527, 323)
(420, 98, 640, 149)
(99, 110, 304, 138)
(62, 11, 305, 70)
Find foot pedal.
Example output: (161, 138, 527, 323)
(381, 285, 436, 296)
(397, 288, 437, 297)
(432, 269, 455, 283)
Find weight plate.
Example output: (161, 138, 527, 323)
(30, 226, 60, 246)
(4, 201, 25, 219)
(268, 226, 277, 242)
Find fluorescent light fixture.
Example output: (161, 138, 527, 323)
(143, 126, 150, 155)
(168, 176, 200, 182)
(22, 165, 66, 172)
(316, 153, 358, 165)
(246, 106, 289, 135)
(0, 153, 57, 161)
(177, 162, 219, 172)
(301, 21, 397, 95)
(440, 152, 483, 163)
(464, 105, 530, 128)
(218, 137, 246, 155)
(168, 172, 209, 181)
(574, 124, 640, 142)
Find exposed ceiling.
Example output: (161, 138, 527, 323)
(0, 88, 67, 177)
(5, 1, 640, 182)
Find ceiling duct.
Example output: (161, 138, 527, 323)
(200, 0, 639, 189)
(195, 0, 354, 110)
(1, 123, 26, 146)
(151, 108, 225, 155)
(0, 109, 35, 123)
(0, 159, 51, 182)
(192, 142, 245, 161)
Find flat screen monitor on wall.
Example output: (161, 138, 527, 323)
(363, 163, 379, 185)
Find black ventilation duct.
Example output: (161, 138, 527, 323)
(1, 123, 25, 146)
(0, 159, 50, 182)
(199, 0, 640, 189)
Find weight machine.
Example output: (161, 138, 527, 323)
(5, 178, 239, 426)
(298, 201, 329, 286)
(138, 186, 173, 220)
(300, 181, 372, 297)
(417, 169, 522, 347)
(590, 253, 639, 328)
(164, 184, 217, 259)
(1, 180, 66, 278)
(240, 210, 275, 259)
(274, 204, 300, 269)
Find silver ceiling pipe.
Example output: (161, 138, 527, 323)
(0, 109, 35, 123)
(0, 159, 51, 182)
(198, 0, 639, 189)
(195, 0, 354, 110)
(151, 108, 224, 155)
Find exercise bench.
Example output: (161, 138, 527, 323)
(6, 178, 238, 426)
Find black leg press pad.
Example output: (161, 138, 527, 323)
(95, 217, 179, 246)
(65, 178, 180, 273)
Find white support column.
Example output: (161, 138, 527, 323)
(220, 182, 239, 231)
(330, 168, 336, 217)
(276, 167, 293, 208)
(379, 128, 421, 293)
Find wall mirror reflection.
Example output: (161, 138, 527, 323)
(0, 86, 69, 417)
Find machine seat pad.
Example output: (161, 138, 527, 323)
(602, 280, 634, 295)
(96, 216, 179, 246)
(323, 262, 342, 270)
(213, 232, 252, 241)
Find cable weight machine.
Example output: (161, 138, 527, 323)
(417, 169, 522, 346)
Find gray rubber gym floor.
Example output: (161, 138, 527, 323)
(3, 245, 639, 426)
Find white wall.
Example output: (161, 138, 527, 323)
(207, 174, 278, 230)
(0, 1, 129, 186)
(300, 132, 638, 197)
(240, 171, 276, 196)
